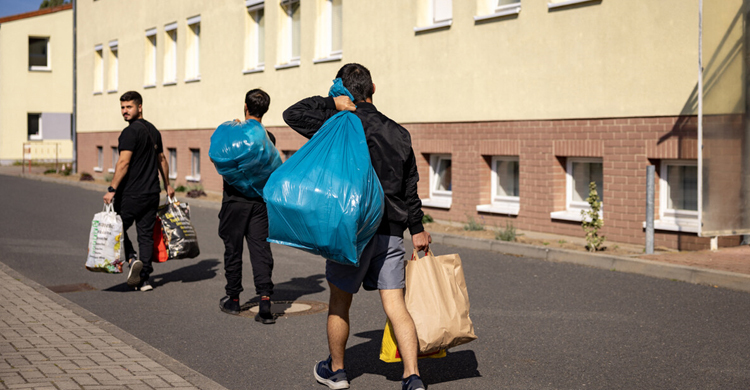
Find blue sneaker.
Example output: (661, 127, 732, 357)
(314, 356, 349, 389)
(402, 374, 426, 390)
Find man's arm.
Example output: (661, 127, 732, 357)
(103, 150, 132, 204)
(158, 152, 175, 199)
(282, 95, 352, 139)
(404, 147, 431, 253)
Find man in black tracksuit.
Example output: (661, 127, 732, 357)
(217, 89, 275, 324)
(283, 64, 431, 390)
(104, 91, 175, 292)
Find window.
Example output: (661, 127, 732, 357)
(474, 0, 521, 21)
(656, 160, 698, 232)
(185, 16, 201, 81)
(187, 149, 201, 181)
(245, 1, 266, 72)
(107, 41, 118, 93)
(164, 23, 178, 85)
(277, 0, 300, 68)
(551, 158, 603, 221)
(415, 0, 452, 32)
(95, 146, 103, 172)
(314, 0, 342, 63)
(477, 156, 520, 215)
(93, 45, 103, 93)
(109, 147, 118, 173)
(168, 148, 177, 179)
(29, 37, 50, 71)
(27, 113, 42, 141)
(422, 154, 452, 209)
(145, 29, 157, 87)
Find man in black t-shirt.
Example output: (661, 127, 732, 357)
(104, 91, 174, 292)
(216, 89, 276, 324)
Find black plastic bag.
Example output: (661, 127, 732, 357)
(156, 197, 200, 259)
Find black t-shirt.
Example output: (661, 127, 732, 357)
(222, 129, 276, 204)
(117, 119, 163, 196)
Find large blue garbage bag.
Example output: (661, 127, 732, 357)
(263, 80, 384, 266)
(209, 119, 282, 198)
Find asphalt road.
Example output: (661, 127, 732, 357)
(1, 174, 749, 389)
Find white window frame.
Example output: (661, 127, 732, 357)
(168, 148, 178, 179)
(474, 0, 521, 22)
(94, 146, 103, 172)
(93, 44, 104, 94)
(163, 22, 178, 85)
(654, 160, 699, 233)
(244, 0, 266, 73)
(109, 146, 118, 173)
(551, 157, 603, 222)
(422, 154, 452, 209)
(186, 149, 201, 182)
(28, 113, 42, 141)
(414, 0, 453, 33)
(276, 0, 301, 69)
(477, 156, 520, 215)
(548, 0, 600, 10)
(107, 40, 118, 93)
(314, 0, 343, 64)
(185, 16, 201, 82)
(29, 37, 51, 71)
(144, 28, 157, 88)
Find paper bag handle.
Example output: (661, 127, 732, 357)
(411, 248, 435, 261)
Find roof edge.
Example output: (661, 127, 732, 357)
(0, 3, 72, 25)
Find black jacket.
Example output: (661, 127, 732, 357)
(283, 96, 425, 238)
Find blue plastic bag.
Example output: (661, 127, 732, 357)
(263, 80, 384, 266)
(209, 119, 282, 198)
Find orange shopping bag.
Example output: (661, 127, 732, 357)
(152, 216, 169, 263)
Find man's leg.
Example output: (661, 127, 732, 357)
(218, 202, 249, 298)
(133, 193, 159, 281)
(327, 282, 353, 372)
(380, 288, 420, 379)
(245, 202, 274, 297)
(113, 195, 137, 261)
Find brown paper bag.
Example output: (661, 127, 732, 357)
(405, 250, 477, 354)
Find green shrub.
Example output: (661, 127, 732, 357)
(463, 215, 484, 231)
(80, 172, 94, 181)
(186, 182, 206, 198)
(174, 184, 188, 192)
(496, 221, 517, 242)
(43, 168, 57, 174)
(104, 173, 114, 182)
(581, 181, 606, 252)
(422, 214, 434, 224)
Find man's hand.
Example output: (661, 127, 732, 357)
(166, 185, 175, 199)
(334, 96, 356, 112)
(103, 192, 115, 204)
(412, 231, 432, 254)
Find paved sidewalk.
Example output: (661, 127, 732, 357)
(0, 262, 228, 390)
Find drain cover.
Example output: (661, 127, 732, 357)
(238, 300, 328, 319)
(47, 283, 97, 293)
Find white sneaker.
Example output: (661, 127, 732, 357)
(127, 260, 143, 287)
(139, 281, 153, 292)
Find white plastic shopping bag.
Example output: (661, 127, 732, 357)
(85, 202, 124, 273)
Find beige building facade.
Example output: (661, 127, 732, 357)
(76, 0, 745, 250)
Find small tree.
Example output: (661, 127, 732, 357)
(581, 181, 605, 252)
(39, 0, 68, 9)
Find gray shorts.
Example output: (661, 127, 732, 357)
(326, 235, 406, 294)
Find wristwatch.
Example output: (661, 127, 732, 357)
(108, 186, 116, 193)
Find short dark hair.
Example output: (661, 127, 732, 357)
(245, 89, 270, 119)
(335, 63, 373, 102)
(120, 91, 142, 106)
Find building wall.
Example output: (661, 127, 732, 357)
(0, 6, 73, 164)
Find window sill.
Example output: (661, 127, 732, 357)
(107, 89, 118, 94)
(93, 91, 103, 95)
(474, 4, 521, 21)
(184, 77, 201, 83)
(548, 0, 599, 10)
(313, 54, 343, 64)
(29, 67, 51, 72)
(169, 173, 177, 180)
(243, 67, 265, 74)
(275, 61, 300, 70)
(414, 20, 452, 33)
(642, 219, 699, 234)
(421, 198, 452, 209)
(185, 175, 201, 182)
(550, 209, 602, 222)
(143, 84, 156, 89)
(476, 204, 519, 216)
(163, 81, 177, 86)
(93, 167, 103, 173)
(107, 168, 115, 173)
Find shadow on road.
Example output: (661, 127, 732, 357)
(103, 259, 221, 292)
(346, 330, 481, 386)
(241, 273, 327, 305)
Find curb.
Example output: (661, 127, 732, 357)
(0, 261, 230, 390)
(429, 232, 750, 293)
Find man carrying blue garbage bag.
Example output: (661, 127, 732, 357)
(209, 89, 281, 324)
(283, 63, 432, 390)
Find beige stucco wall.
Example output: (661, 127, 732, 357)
(701, 0, 745, 115)
(0, 9, 73, 163)
(77, 0, 701, 133)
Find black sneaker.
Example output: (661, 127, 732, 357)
(313, 356, 349, 389)
(220, 296, 240, 315)
(255, 296, 275, 324)
(127, 259, 143, 287)
(402, 375, 426, 390)
(138, 281, 153, 292)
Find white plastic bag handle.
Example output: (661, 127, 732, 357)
(102, 202, 114, 213)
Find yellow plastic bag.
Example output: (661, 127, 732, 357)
(379, 319, 447, 363)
